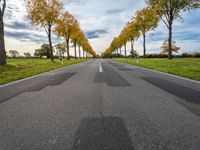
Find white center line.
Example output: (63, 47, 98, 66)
(99, 66, 103, 72)
(99, 60, 103, 73)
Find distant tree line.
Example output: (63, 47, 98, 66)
(34, 43, 91, 59)
(6, 50, 31, 58)
(103, 52, 200, 59)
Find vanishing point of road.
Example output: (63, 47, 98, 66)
(0, 59, 200, 150)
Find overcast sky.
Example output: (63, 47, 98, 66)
(4, 0, 200, 55)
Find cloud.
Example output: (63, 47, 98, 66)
(5, 31, 47, 44)
(86, 29, 108, 39)
(7, 4, 21, 13)
(6, 21, 32, 30)
(106, 9, 125, 14)
(174, 33, 200, 41)
(63, 0, 85, 5)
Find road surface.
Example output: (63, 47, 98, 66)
(0, 59, 200, 150)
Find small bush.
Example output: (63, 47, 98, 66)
(144, 54, 168, 58)
(179, 52, 200, 58)
(192, 52, 200, 58)
(141, 52, 200, 58)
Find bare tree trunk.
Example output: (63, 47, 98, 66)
(0, 15, 6, 65)
(167, 0, 173, 60)
(124, 42, 127, 58)
(143, 33, 146, 58)
(120, 47, 122, 57)
(74, 42, 77, 59)
(83, 49, 85, 58)
(78, 45, 81, 59)
(48, 25, 54, 62)
(131, 39, 134, 58)
(168, 20, 173, 59)
(66, 37, 70, 60)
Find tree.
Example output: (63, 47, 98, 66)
(9, 50, 19, 58)
(55, 42, 66, 58)
(41, 44, 51, 58)
(77, 31, 85, 58)
(102, 21, 140, 58)
(34, 43, 51, 58)
(127, 21, 140, 58)
(54, 11, 77, 60)
(161, 40, 180, 54)
(24, 0, 63, 62)
(102, 15, 142, 58)
(146, 0, 200, 59)
(24, 52, 31, 58)
(130, 50, 138, 58)
(0, 0, 6, 65)
(34, 49, 44, 58)
(120, 28, 129, 57)
(135, 7, 159, 58)
(71, 23, 81, 59)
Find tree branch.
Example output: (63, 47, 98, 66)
(43, 25, 49, 35)
(159, 14, 169, 28)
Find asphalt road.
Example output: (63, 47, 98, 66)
(0, 59, 200, 150)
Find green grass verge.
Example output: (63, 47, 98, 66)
(0, 58, 89, 85)
(112, 58, 200, 81)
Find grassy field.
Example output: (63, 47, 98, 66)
(112, 58, 200, 81)
(0, 58, 88, 85)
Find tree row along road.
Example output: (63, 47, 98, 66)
(0, 59, 200, 150)
(102, 0, 200, 59)
(0, 0, 97, 65)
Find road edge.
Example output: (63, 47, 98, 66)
(111, 60, 200, 84)
(0, 59, 92, 88)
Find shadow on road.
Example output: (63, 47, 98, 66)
(27, 73, 76, 92)
(72, 116, 134, 150)
(142, 77, 200, 105)
(142, 77, 200, 115)
(0, 72, 76, 104)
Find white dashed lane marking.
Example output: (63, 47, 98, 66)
(99, 60, 103, 73)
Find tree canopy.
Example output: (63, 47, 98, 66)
(135, 7, 159, 58)
(54, 11, 96, 59)
(102, 0, 199, 59)
(145, 0, 200, 59)
(25, 0, 63, 61)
